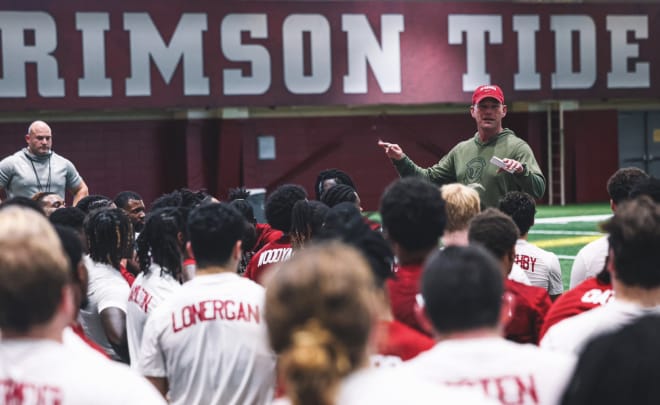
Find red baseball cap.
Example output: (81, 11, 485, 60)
(472, 84, 504, 105)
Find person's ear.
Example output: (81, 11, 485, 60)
(501, 104, 508, 117)
(232, 240, 243, 261)
(607, 248, 617, 279)
(414, 294, 434, 336)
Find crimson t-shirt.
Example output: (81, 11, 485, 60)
(375, 319, 434, 363)
(244, 235, 292, 285)
(387, 263, 429, 336)
(539, 277, 613, 340)
(505, 279, 552, 344)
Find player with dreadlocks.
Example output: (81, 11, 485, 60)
(126, 207, 186, 368)
(289, 199, 329, 249)
(79, 208, 134, 363)
(314, 168, 356, 200)
(228, 186, 282, 256)
(244, 184, 307, 285)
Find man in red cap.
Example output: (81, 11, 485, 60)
(378, 84, 545, 207)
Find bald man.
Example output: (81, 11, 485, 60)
(0, 120, 89, 205)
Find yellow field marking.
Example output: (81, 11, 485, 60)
(534, 235, 602, 249)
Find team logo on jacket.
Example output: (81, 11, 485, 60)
(465, 157, 486, 183)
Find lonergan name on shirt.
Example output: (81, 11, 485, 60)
(171, 299, 260, 332)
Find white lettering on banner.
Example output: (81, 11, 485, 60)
(124, 13, 209, 96)
(513, 15, 541, 91)
(221, 13, 271, 95)
(448, 15, 502, 92)
(551, 15, 596, 89)
(77, 13, 112, 97)
(342, 14, 404, 94)
(0, 10, 653, 100)
(607, 15, 649, 88)
(0, 11, 64, 97)
(283, 14, 332, 94)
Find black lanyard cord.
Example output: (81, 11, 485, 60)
(25, 152, 52, 193)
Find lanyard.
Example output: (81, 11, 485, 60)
(24, 152, 52, 193)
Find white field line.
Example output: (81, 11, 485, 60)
(529, 230, 603, 236)
(557, 255, 577, 260)
(535, 214, 611, 224)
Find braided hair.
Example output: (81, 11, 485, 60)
(319, 184, 358, 208)
(314, 168, 356, 200)
(84, 208, 134, 270)
(136, 207, 186, 280)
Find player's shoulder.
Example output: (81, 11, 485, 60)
(575, 234, 609, 256)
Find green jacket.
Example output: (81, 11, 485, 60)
(392, 129, 546, 207)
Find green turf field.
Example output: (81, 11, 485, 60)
(528, 202, 611, 290)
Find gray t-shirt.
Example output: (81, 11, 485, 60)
(0, 148, 83, 199)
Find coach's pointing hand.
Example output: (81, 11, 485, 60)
(378, 139, 405, 160)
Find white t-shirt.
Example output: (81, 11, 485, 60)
(62, 326, 109, 361)
(515, 239, 563, 295)
(79, 256, 131, 360)
(569, 235, 608, 289)
(273, 367, 496, 405)
(140, 272, 276, 405)
(508, 263, 531, 285)
(126, 265, 181, 368)
(540, 299, 660, 354)
(404, 337, 576, 405)
(0, 339, 166, 405)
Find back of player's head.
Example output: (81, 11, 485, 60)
(379, 177, 446, 251)
(629, 177, 660, 203)
(137, 207, 186, 279)
(54, 225, 84, 280)
(498, 191, 536, 236)
(0, 207, 69, 333)
(265, 242, 376, 405)
(188, 202, 248, 268)
(290, 200, 330, 249)
(0, 196, 45, 215)
(228, 186, 251, 201)
(440, 183, 481, 232)
(602, 195, 660, 288)
(606, 167, 649, 205)
(468, 208, 519, 260)
(150, 188, 209, 212)
(75, 194, 113, 213)
(265, 184, 308, 233)
(319, 202, 394, 288)
(229, 198, 256, 224)
(561, 315, 660, 405)
(50, 207, 85, 232)
(314, 168, 356, 200)
(84, 208, 134, 269)
(422, 245, 503, 334)
(113, 190, 143, 210)
(320, 184, 358, 208)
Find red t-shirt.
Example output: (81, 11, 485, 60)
(253, 223, 283, 253)
(387, 263, 429, 336)
(504, 279, 552, 344)
(374, 319, 434, 364)
(539, 277, 614, 340)
(244, 235, 292, 285)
